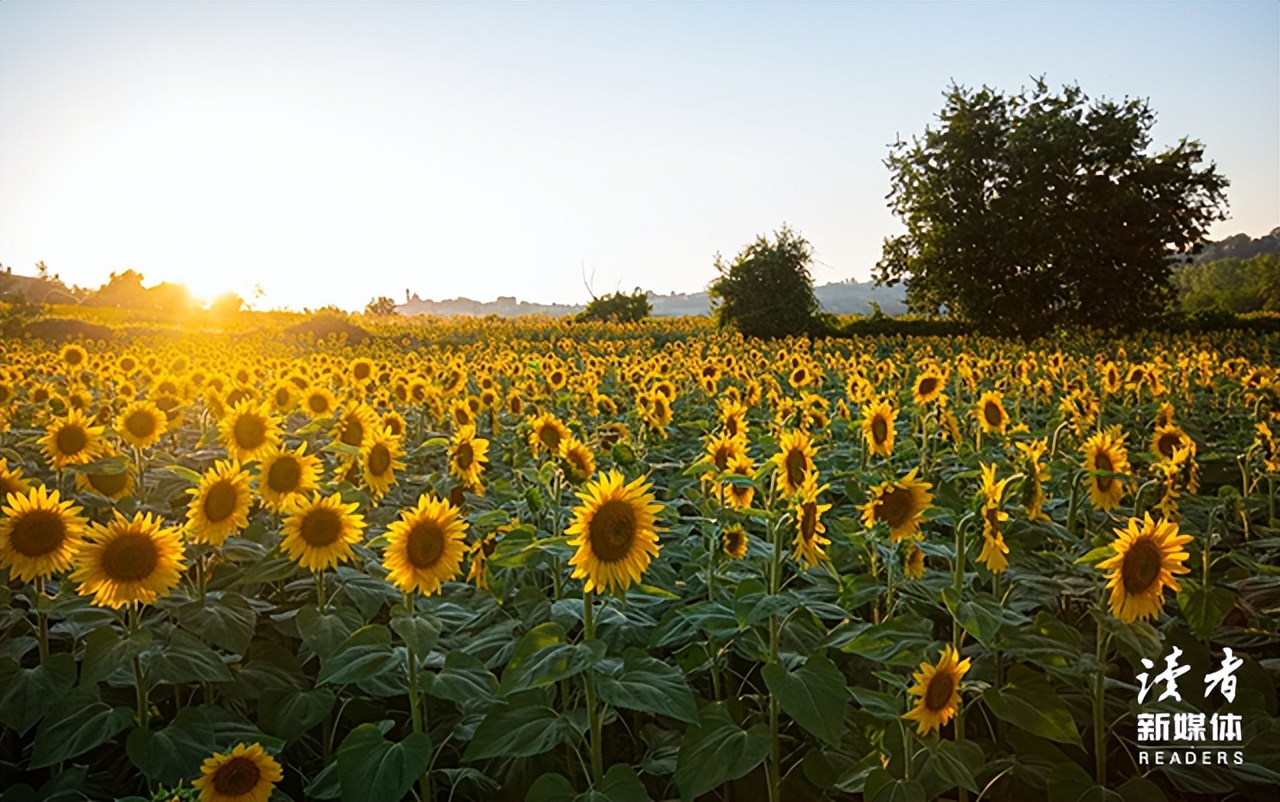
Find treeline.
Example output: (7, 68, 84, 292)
(1174, 253, 1280, 313)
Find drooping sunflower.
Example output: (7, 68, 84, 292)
(1096, 514, 1192, 622)
(902, 644, 971, 736)
(772, 429, 816, 496)
(466, 531, 499, 590)
(218, 400, 281, 464)
(186, 460, 253, 546)
(362, 427, 405, 500)
(449, 424, 490, 493)
(255, 443, 322, 512)
(791, 475, 832, 569)
(1151, 424, 1191, 462)
(192, 741, 283, 802)
(280, 493, 366, 572)
(559, 435, 597, 484)
(0, 458, 33, 502)
(861, 468, 933, 542)
(0, 486, 88, 582)
(974, 391, 1009, 435)
(722, 525, 749, 560)
(72, 511, 187, 608)
(861, 399, 898, 458)
(1082, 427, 1131, 511)
(381, 493, 469, 595)
(39, 408, 106, 470)
(116, 399, 168, 450)
(903, 542, 925, 580)
(528, 413, 571, 459)
(1015, 439, 1051, 521)
(566, 470, 664, 595)
(703, 431, 747, 475)
(75, 463, 137, 501)
(976, 463, 1013, 575)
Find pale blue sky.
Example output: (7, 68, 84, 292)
(2, 1, 1276, 311)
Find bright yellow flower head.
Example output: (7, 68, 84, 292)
(566, 470, 664, 595)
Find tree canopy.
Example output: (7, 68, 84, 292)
(577, 290, 651, 323)
(875, 79, 1229, 339)
(709, 225, 823, 339)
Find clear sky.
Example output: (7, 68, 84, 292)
(2, 1, 1276, 311)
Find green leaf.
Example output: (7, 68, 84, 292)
(733, 579, 798, 629)
(175, 592, 257, 654)
(81, 625, 149, 687)
(674, 703, 770, 801)
(595, 763, 652, 802)
(864, 768, 927, 802)
(1177, 584, 1235, 641)
(463, 704, 582, 761)
(526, 772, 576, 802)
(296, 604, 359, 659)
(849, 686, 903, 720)
(982, 666, 1082, 746)
(761, 654, 848, 746)
(423, 650, 499, 705)
(30, 692, 134, 769)
(391, 615, 441, 656)
(840, 616, 934, 664)
(317, 625, 401, 686)
(164, 465, 203, 484)
(1045, 760, 1121, 802)
(258, 688, 336, 742)
(596, 648, 699, 724)
(0, 653, 77, 735)
(499, 622, 598, 696)
(126, 707, 216, 786)
(144, 631, 234, 684)
(924, 739, 982, 794)
(336, 723, 432, 802)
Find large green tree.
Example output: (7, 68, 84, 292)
(875, 80, 1229, 338)
(709, 225, 823, 339)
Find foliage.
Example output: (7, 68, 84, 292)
(364, 297, 398, 317)
(576, 291, 651, 324)
(85, 270, 195, 313)
(876, 79, 1230, 339)
(709, 225, 826, 339)
(1174, 254, 1280, 313)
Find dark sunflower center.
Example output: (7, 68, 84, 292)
(341, 417, 365, 447)
(588, 499, 637, 563)
(234, 415, 267, 451)
(724, 529, 746, 554)
(204, 481, 239, 523)
(984, 506, 1001, 533)
(368, 444, 392, 476)
(300, 509, 342, 547)
(405, 520, 446, 568)
(65, 348, 84, 366)
(88, 472, 129, 496)
(101, 532, 159, 582)
(354, 363, 371, 381)
(725, 417, 740, 437)
(539, 425, 562, 451)
(800, 501, 818, 543)
(1095, 452, 1114, 492)
(455, 443, 474, 470)
(712, 445, 731, 471)
(1121, 538, 1163, 595)
(10, 510, 67, 557)
(275, 387, 291, 407)
(871, 416, 888, 444)
(268, 457, 302, 493)
(877, 486, 915, 529)
(784, 450, 807, 488)
(983, 402, 1002, 427)
(213, 756, 261, 797)
(125, 411, 156, 439)
(1156, 433, 1181, 459)
(56, 425, 88, 456)
(924, 669, 957, 712)
(918, 377, 938, 397)
(308, 394, 329, 414)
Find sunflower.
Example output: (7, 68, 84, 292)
(39, 408, 106, 470)
(703, 431, 747, 475)
(0, 458, 33, 502)
(467, 531, 499, 590)
(267, 382, 300, 415)
(331, 403, 379, 451)
(722, 525, 749, 560)
(861, 399, 897, 458)
(1096, 514, 1192, 623)
(362, 428, 405, 500)
(527, 413, 569, 459)
(280, 493, 366, 572)
(72, 511, 186, 608)
(791, 475, 832, 569)
(902, 645, 971, 736)
(218, 400, 281, 464)
(912, 372, 946, 406)
(449, 424, 490, 493)
(903, 542, 925, 580)
(1151, 424, 1191, 462)
(1082, 427, 1131, 511)
(75, 463, 137, 501)
(0, 486, 88, 582)
(116, 399, 167, 450)
(772, 429, 816, 496)
(186, 460, 253, 546)
(719, 399, 749, 440)
(861, 468, 933, 542)
(301, 387, 337, 419)
(720, 454, 757, 510)
(192, 742, 283, 802)
(974, 391, 1008, 435)
(559, 435, 596, 484)
(566, 470, 664, 595)
(59, 343, 89, 369)
(255, 443, 322, 512)
(381, 493, 469, 595)
(1015, 439, 1051, 521)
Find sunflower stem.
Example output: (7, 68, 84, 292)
(766, 513, 784, 802)
(405, 639, 432, 802)
(582, 589, 604, 785)
(1093, 629, 1111, 785)
(315, 569, 326, 613)
(35, 577, 49, 664)
(130, 604, 149, 730)
(951, 515, 968, 760)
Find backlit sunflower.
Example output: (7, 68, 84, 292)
(1096, 514, 1192, 623)
(722, 525, 748, 560)
(791, 475, 832, 569)
(1082, 427, 1130, 511)
(974, 391, 1008, 435)
(902, 645, 971, 736)
(301, 387, 337, 419)
(861, 399, 897, 458)
(772, 429, 816, 496)
(566, 470, 664, 595)
(255, 443, 322, 512)
(449, 424, 490, 493)
(72, 511, 186, 608)
(59, 343, 88, 369)
(116, 399, 167, 449)
(0, 486, 88, 582)
(39, 408, 106, 470)
(192, 742, 283, 802)
(218, 400, 281, 464)
(362, 427, 405, 500)
(280, 493, 366, 572)
(559, 435, 596, 484)
(861, 468, 933, 542)
(381, 493, 469, 595)
(528, 413, 570, 459)
(186, 460, 253, 546)
(0, 458, 33, 502)
(331, 403, 379, 451)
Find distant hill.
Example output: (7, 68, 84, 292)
(1185, 228, 1279, 264)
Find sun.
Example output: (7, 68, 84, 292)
(566, 470, 664, 595)
(72, 511, 187, 609)
(902, 644, 971, 736)
(0, 486, 88, 582)
(1096, 513, 1192, 622)
(381, 493, 469, 596)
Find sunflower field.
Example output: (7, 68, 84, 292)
(0, 312, 1278, 802)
